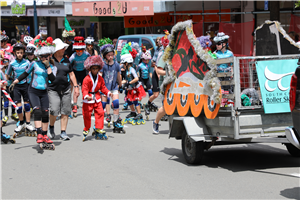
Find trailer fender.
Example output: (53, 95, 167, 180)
(170, 116, 209, 142)
(285, 127, 300, 149)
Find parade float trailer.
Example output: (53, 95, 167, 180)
(163, 20, 300, 164)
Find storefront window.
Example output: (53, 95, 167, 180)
(102, 22, 124, 39)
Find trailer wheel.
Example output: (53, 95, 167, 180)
(285, 144, 300, 157)
(182, 130, 204, 164)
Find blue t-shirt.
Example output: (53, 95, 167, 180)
(137, 62, 150, 79)
(100, 61, 120, 91)
(215, 50, 234, 72)
(26, 61, 57, 90)
(69, 51, 90, 71)
(6, 59, 29, 85)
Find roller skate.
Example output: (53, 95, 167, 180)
(122, 102, 128, 110)
(113, 121, 126, 133)
(82, 130, 89, 142)
(72, 105, 78, 118)
(94, 129, 108, 140)
(37, 134, 55, 150)
(122, 112, 136, 125)
(144, 103, 150, 121)
(106, 114, 111, 128)
(1, 132, 16, 144)
(2, 116, 8, 126)
(131, 114, 145, 125)
(25, 124, 36, 137)
(149, 102, 158, 112)
(11, 113, 19, 122)
(160, 114, 169, 121)
(13, 123, 25, 138)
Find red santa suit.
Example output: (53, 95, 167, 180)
(82, 72, 110, 131)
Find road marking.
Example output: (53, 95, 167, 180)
(290, 173, 300, 178)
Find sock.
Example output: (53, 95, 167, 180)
(11, 108, 15, 114)
(50, 125, 54, 129)
(61, 130, 65, 134)
(148, 101, 151, 105)
(4, 108, 8, 116)
(26, 122, 30, 125)
(113, 114, 118, 122)
(42, 131, 47, 136)
(20, 120, 25, 125)
(37, 127, 42, 135)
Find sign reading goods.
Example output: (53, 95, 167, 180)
(72, 1, 154, 16)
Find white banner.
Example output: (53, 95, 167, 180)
(57, 17, 90, 29)
(1, 8, 12, 16)
(27, 8, 65, 17)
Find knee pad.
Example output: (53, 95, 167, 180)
(133, 101, 139, 107)
(148, 89, 153, 97)
(112, 99, 119, 109)
(33, 107, 42, 121)
(4, 101, 9, 108)
(24, 103, 31, 112)
(17, 106, 23, 114)
(41, 108, 49, 123)
(127, 100, 133, 106)
(107, 97, 110, 105)
(101, 102, 107, 109)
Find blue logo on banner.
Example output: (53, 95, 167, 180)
(256, 59, 298, 114)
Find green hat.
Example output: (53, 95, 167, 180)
(98, 37, 112, 47)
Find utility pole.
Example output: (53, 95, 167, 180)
(270, 1, 280, 21)
(34, 0, 38, 35)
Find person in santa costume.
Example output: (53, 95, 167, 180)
(82, 55, 112, 141)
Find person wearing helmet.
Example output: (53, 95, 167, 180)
(121, 48, 146, 126)
(69, 36, 90, 117)
(5, 42, 35, 136)
(85, 36, 98, 56)
(11, 37, 57, 148)
(1, 31, 13, 57)
(213, 32, 234, 97)
(100, 42, 123, 129)
(1, 53, 19, 126)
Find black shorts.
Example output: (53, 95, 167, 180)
(13, 83, 29, 104)
(140, 78, 151, 90)
(74, 70, 87, 86)
(28, 86, 49, 109)
(152, 70, 160, 92)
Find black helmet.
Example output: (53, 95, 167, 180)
(101, 46, 114, 57)
(25, 45, 36, 54)
(13, 42, 25, 52)
(0, 34, 9, 41)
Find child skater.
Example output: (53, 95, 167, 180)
(82, 55, 113, 141)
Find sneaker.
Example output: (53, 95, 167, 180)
(47, 126, 55, 139)
(152, 121, 160, 134)
(60, 131, 70, 141)
(68, 114, 73, 119)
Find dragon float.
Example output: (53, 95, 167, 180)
(161, 20, 222, 119)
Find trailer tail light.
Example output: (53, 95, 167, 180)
(289, 74, 297, 111)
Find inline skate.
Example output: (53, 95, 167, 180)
(113, 121, 126, 133)
(2, 116, 8, 126)
(106, 114, 111, 128)
(122, 112, 136, 125)
(82, 130, 89, 142)
(72, 105, 78, 118)
(11, 113, 19, 121)
(37, 134, 55, 150)
(131, 113, 145, 125)
(13, 123, 25, 138)
(149, 102, 158, 112)
(144, 103, 150, 120)
(94, 129, 108, 140)
(1, 132, 16, 144)
(24, 124, 36, 137)
(122, 102, 129, 110)
(160, 114, 169, 121)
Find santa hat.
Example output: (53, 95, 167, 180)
(62, 17, 76, 38)
(84, 55, 104, 71)
(33, 37, 56, 57)
(73, 36, 86, 50)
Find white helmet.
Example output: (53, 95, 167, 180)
(24, 36, 33, 44)
(121, 54, 133, 64)
(85, 36, 95, 45)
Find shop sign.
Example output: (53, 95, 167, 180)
(1, 16, 29, 25)
(27, 8, 65, 17)
(11, 0, 26, 17)
(256, 59, 298, 113)
(1, 8, 11, 16)
(124, 9, 231, 28)
(72, 1, 154, 16)
(57, 17, 90, 29)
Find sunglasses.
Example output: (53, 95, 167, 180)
(87, 44, 93, 47)
(76, 50, 84, 53)
(3, 60, 8, 63)
(216, 42, 223, 45)
(40, 54, 50, 58)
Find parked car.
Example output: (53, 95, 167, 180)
(285, 58, 300, 157)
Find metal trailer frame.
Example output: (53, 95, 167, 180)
(168, 55, 300, 163)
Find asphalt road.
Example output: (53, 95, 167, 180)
(1, 94, 300, 199)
